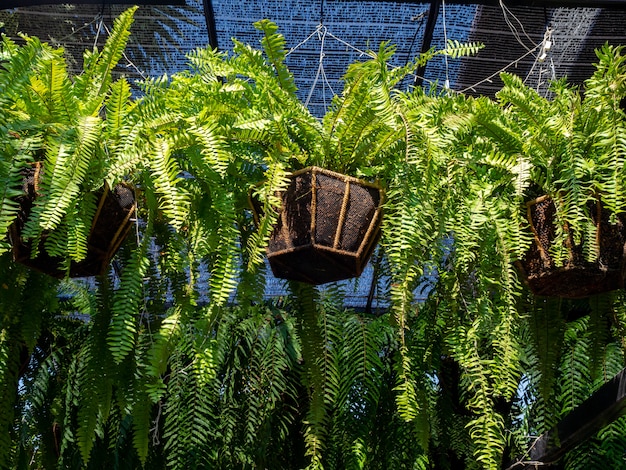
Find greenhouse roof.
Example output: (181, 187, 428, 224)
(2, 1, 626, 111)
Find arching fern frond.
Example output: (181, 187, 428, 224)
(74, 6, 137, 116)
(441, 40, 485, 59)
(254, 19, 297, 95)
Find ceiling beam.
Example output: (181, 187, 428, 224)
(414, 0, 440, 87)
(377, 0, 626, 7)
(4, 0, 626, 9)
(202, 0, 219, 50)
(505, 367, 626, 469)
(1, 0, 185, 8)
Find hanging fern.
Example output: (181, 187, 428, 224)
(0, 6, 138, 272)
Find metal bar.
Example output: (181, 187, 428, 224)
(414, 0, 441, 87)
(2, 0, 184, 7)
(357, 0, 626, 7)
(4, 0, 626, 10)
(446, 0, 626, 6)
(506, 367, 626, 469)
(203, 0, 219, 50)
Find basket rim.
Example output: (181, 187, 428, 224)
(291, 166, 384, 192)
(248, 166, 386, 225)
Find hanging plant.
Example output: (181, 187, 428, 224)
(189, 19, 481, 285)
(0, 7, 138, 277)
(471, 45, 626, 298)
(516, 194, 626, 298)
(8, 162, 135, 278)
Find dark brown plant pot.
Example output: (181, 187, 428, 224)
(8, 163, 136, 278)
(252, 166, 384, 285)
(515, 195, 626, 298)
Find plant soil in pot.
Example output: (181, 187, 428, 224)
(9, 163, 136, 278)
(254, 166, 384, 285)
(515, 195, 626, 298)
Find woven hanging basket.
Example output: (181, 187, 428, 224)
(515, 195, 626, 298)
(253, 166, 384, 285)
(8, 162, 136, 278)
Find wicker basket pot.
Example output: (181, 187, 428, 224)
(254, 166, 384, 285)
(8, 162, 136, 278)
(515, 195, 626, 298)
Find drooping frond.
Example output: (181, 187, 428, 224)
(246, 161, 290, 270)
(38, 115, 102, 231)
(207, 190, 240, 307)
(148, 139, 191, 230)
(107, 235, 149, 364)
(290, 282, 331, 468)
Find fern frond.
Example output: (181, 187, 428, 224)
(39, 50, 76, 124)
(75, 287, 114, 465)
(246, 161, 290, 270)
(65, 198, 91, 262)
(75, 6, 137, 115)
(39, 115, 102, 232)
(187, 119, 230, 178)
(254, 19, 297, 95)
(441, 40, 484, 59)
(145, 307, 182, 401)
(107, 238, 149, 364)
(104, 78, 133, 146)
(208, 190, 240, 307)
(149, 138, 191, 230)
(0, 329, 20, 468)
(290, 282, 332, 466)
(0, 153, 32, 253)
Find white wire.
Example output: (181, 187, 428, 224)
(293, 22, 378, 113)
(320, 57, 336, 97)
(271, 10, 452, 104)
(304, 26, 327, 108)
(93, 15, 103, 50)
(286, 24, 323, 57)
(101, 21, 147, 79)
(442, 0, 450, 90)
(499, 0, 540, 53)
(457, 42, 542, 94)
(524, 27, 555, 96)
(52, 15, 101, 47)
(325, 30, 375, 59)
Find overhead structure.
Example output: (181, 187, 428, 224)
(505, 367, 626, 469)
(2, 0, 626, 108)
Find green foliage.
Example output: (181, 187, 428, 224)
(3, 12, 626, 470)
(471, 45, 626, 260)
(0, 6, 138, 266)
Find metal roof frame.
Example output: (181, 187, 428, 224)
(2, 0, 185, 7)
(4, 0, 626, 10)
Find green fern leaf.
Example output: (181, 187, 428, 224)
(254, 20, 297, 95)
(75, 6, 137, 115)
(108, 239, 149, 364)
